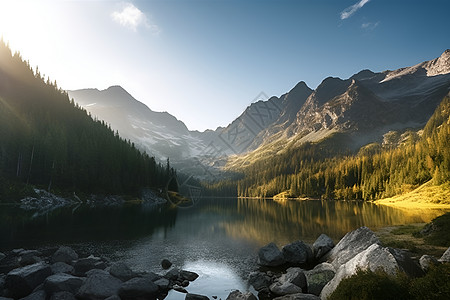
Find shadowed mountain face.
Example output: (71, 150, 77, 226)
(68, 50, 450, 174)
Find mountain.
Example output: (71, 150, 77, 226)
(68, 87, 207, 168)
(0, 41, 171, 200)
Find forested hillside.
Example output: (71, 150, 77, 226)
(207, 94, 450, 200)
(0, 40, 173, 200)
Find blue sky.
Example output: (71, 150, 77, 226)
(0, 0, 449, 131)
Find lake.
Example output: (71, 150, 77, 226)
(0, 198, 447, 299)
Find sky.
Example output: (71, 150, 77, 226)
(0, 0, 449, 131)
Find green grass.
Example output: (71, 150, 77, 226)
(391, 225, 421, 236)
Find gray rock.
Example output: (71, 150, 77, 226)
(109, 262, 136, 281)
(186, 293, 210, 300)
(49, 291, 76, 300)
(104, 296, 121, 300)
(154, 278, 170, 290)
(248, 271, 271, 291)
(439, 246, 450, 262)
(164, 268, 180, 280)
(180, 270, 199, 281)
(161, 259, 172, 270)
(44, 273, 84, 294)
(320, 243, 422, 299)
(313, 234, 335, 260)
(118, 277, 159, 299)
(173, 285, 188, 293)
(0, 252, 5, 261)
(18, 290, 46, 300)
(51, 247, 78, 265)
(280, 268, 307, 290)
(77, 269, 122, 299)
(324, 226, 380, 268)
(73, 256, 106, 276)
(258, 243, 285, 267)
(5, 262, 52, 298)
(0, 298, 13, 300)
(282, 241, 313, 266)
(0, 255, 20, 274)
(51, 262, 74, 275)
(273, 293, 320, 300)
(270, 281, 302, 296)
(225, 290, 257, 300)
(419, 255, 440, 272)
(19, 250, 42, 267)
(304, 263, 335, 296)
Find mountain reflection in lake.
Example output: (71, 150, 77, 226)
(1, 198, 447, 298)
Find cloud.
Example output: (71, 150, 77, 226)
(361, 21, 379, 30)
(340, 0, 370, 20)
(111, 2, 160, 34)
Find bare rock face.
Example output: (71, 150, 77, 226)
(320, 243, 422, 299)
(439, 246, 450, 262)
(323, 226, 380, 269)
(258, 243, 285, 267)
(419, 255, 440, 272)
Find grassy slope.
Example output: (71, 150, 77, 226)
(375, 181, 450, 209)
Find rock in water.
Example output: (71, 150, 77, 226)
(180, 270, 199, 281)
(77, 269, 122, 299)
(51, 247, 78, 264)
(248, 271, 272, 291)
(312, 234, 334, 260)
(258, 243, 285, 267)
(186, 293, 210, 300)
(161, 259, 172, 270)
(5, 262, 52, 298)
(282, 241, 313, 265)
(323, 226, 380, 268)
(226, 290, 257, 300)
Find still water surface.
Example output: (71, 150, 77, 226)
(0, 198, 447, 299)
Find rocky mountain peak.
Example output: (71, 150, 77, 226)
(424, 49, 450, 76)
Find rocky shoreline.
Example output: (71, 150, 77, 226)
(1, 226, 449, 300)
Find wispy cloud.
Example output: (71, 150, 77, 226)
(340, 0, 370, 20)
(111, 2, 160, 34)
(361, 21, 379, 30)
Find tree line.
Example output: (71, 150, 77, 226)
(0, 40, 174, 201)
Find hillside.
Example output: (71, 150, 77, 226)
(0, 40, 172, 201)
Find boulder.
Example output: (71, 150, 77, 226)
(186, 293, 210, 300)
(282, 241, 313, 266)
(0, 252, 5, 261)
(0, 298, 13, 300)
(18, 250, 42, 266)
(118, 277, 159, 299)
(109, 262, 137, 281)
(419, 255, 440, 272)
(50, 291, 76, 300)
(18, 290, 47, 300)
(248, 271, 272, 291)
(104, 296, 121, 300)
(5, 262, 52, 298)
(164, 268, 180, 280)
(161, 259, 172, 270)
(51, 262, 74, 275)
(258, 243, 285, 267)
(0, 254, 20, 274)
(180, 270, 199, 281)
(51, 247, 78, 265)
(439, 246, 450, 262)
(269, 281, 302, 296)
(278, 268, 307, 291)
(154, 278, 170, 290)
(304, 263, 335, 296)
(273, 293, 320, 300)
(73, 256, 106, 276)
(320, 243, 422, 299)
(312, 234, 334, 260)
(323, 226, 380, 268)
(226, 290, 257, 300)
(44, 273, 84, 295)
(76, 269, 122, 299)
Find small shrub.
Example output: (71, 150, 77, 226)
(424, 213, 450, 246)
(328, 268, 410, 300)
(409, 263, 450, 300)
